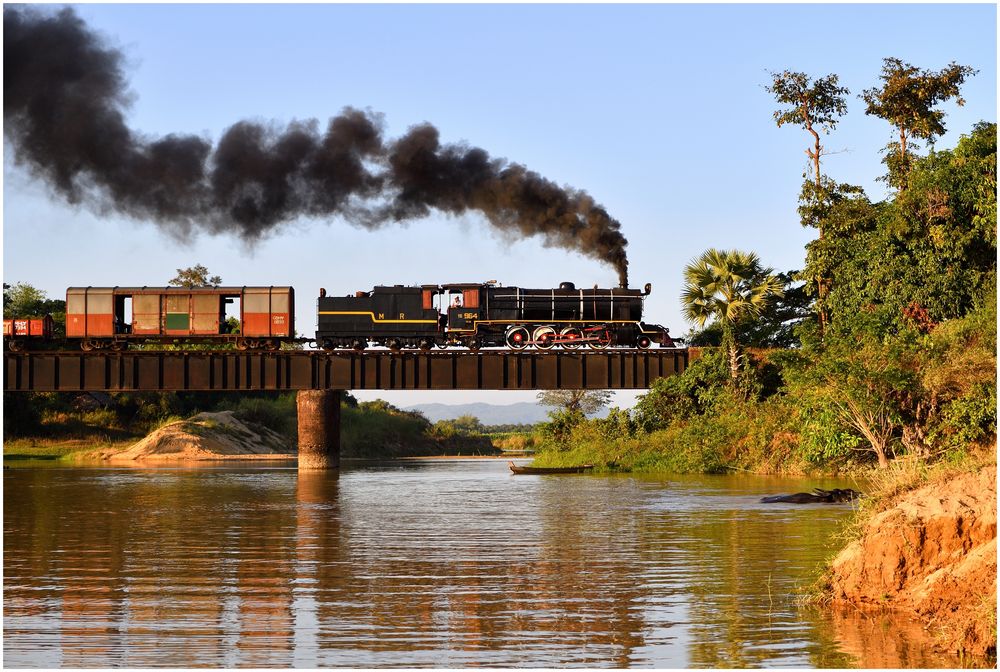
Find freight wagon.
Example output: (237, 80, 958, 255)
(2, 315, 55, 352)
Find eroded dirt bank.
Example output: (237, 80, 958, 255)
(93, 411, 294, 461)
(824, 464, 997, 659)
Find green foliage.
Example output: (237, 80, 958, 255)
(861, 57, 977, 186)
(633, 349, 729, 430)
(226, 394, 297, 438)
(767, 69, 849, 184)
(681, 249, 784, 329)
(169, 264, 222, 288)
(539, 408, 586, 444)
(536, 389, 612, 415)
(431, 414, 485, 438)
(686, 271, 812, 348)
(806, 123, 996, 336)
(593, 407, 638, 440)
(341, 400, 435, 457)
(935, 383, 997, 452)
(796, 405, 867, 466)
(768, 70, 850, 133)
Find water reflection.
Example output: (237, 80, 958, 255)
(3, 461, 961, 667)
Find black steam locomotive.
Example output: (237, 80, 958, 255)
(317, 281, 675, 351)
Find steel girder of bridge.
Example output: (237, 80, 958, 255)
(4, 349, 687, 392)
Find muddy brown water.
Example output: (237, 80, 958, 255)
(3, 458, 963, 667)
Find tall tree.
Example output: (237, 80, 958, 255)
(861, 58, 977, 187)
(169, 264, 222, 288)
(767, 70, 849, 191)
(681, 249, 783, 383)
(537, 390, 613, 416)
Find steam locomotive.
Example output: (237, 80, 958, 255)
(3, 281, 676, 352)
(318, 281, 674, 350)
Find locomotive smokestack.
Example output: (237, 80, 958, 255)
(4, 6, 629, 282)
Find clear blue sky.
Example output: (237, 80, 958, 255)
(3, 3, 996, 408)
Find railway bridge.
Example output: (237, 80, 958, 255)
(4, 348, 688, 469)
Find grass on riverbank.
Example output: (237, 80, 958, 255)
(4, 437, 137, 461)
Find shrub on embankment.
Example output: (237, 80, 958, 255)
(531, 294, 996, 476)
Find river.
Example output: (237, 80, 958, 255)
(3, 458, 960, 668)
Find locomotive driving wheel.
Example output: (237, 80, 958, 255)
(560, 327, 582, 349)
(506, 326, 529, 350)
(588, 329, 612, 349)
(636, 335, 652, 349)
(533, 326, 556, 350)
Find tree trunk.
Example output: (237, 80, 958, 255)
(722, 325, 740, 385)
(808, 126, 822, 190)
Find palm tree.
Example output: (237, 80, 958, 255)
(681, 249, 784, 383)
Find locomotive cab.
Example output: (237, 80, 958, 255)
(442, 284, 482, 332)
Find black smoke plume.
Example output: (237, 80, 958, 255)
(3, 6, 629, 286)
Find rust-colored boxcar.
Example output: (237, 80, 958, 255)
(66, 286, 294, 347)
(3, 316, 55, 339)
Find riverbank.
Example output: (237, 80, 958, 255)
(817, 449, 997, 661)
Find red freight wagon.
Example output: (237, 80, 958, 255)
(65, 286, 294, 350)
(3, 315, 55, 351)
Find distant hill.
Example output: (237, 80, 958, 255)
(404, 402, 549, 425)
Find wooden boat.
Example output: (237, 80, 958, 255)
(509, 461, 594, 475)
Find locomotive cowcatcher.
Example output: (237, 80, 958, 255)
(316, 281, 674, 351)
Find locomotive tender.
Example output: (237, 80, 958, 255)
(3, 281, 676, 352)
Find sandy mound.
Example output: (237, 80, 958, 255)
(825, 464, 996, 659)
(105, 411, 293, 461)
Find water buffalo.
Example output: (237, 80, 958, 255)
(760, 488, 862, 504)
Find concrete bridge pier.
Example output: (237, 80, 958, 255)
(296, 390, 341, 470)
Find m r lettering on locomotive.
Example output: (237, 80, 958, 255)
(378, 313, 385, 320)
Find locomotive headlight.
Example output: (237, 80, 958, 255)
(644, 283, 652, 295)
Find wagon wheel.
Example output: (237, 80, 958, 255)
(7, 340, 23, 353)
(80, 339, 96, 352)
(352, 339, 367, 352)
(636, 335, 652, 350)
(466, 337, 481, 352)
(235, 338, 250, 351)
(418, 339, 434, 351)
(111, 340, 128, 352)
